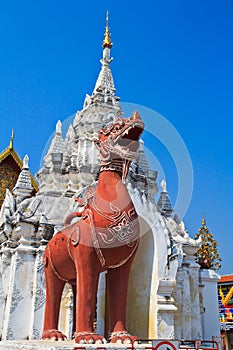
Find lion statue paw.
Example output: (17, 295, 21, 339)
(74, 332, 107, 344)
(109, 331, 139, 344)
(42, 329, 67, 341)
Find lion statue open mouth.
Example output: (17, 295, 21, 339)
(42, 111, 144, 344)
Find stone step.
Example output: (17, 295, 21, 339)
(0, 341, 141, 350)
(0, 340, 219, 350)
(0, 341, 75, 350)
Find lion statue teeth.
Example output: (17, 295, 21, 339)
(42, 111, 144, 344)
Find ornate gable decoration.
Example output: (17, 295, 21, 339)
(0, 131, 38, 207)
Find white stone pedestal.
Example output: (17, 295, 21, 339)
(29, 246, 46, 339)
(0, 340, 74, 350)
(0, 341, 152, 350)
(200, 269, 220, 339)
(1, 246, 36, 340)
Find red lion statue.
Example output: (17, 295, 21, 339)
(42, 111, 144, 344)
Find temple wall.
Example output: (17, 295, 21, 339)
(0, 185, 219, 343)
(200, 269, 220, 339)
(0, 204, 218, 342)
(0, 159, 218, 342)
(127, 227, 155, 338)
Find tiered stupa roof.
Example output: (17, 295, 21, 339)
(13, 155, 34, 201)
(157, 179, 173, 217)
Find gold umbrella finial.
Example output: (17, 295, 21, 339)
(202, 213, 206, 226)
(102, 10, 113, 49)
(9, 128, 14, 149)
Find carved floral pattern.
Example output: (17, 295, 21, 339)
(15, 255, 25, 272)
(6, 326, 14, 340)
(32, 327, 40, 340)
(10, 285, 23, 313)
(34, 285, 45, 311)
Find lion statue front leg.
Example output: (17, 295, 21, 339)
(107, 254, 139, 344)
(42, 239, 107, 344)
(42, 251, 67, 341)
(72, 246, 107, 344)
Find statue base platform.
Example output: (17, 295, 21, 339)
(0, 340, 147, 350)
(0, 340, 74, 350)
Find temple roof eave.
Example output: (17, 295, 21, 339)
(0, 146, 39, 192)
(0, 147, 22, 168)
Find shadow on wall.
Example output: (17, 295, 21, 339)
(127, 216, 155, 338)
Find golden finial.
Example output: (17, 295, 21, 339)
(202, 213, 206, 226)
(102, 10, 113, 48)
(9, 128, 14, 149)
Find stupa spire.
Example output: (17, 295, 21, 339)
(13, 154, 34, 202)
(81, 11, 121, 112)
(157, 179, 173, 217)
(90, 11, 120, 107)
(102, 10, 113, 49)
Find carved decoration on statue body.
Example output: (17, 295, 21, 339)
(42, 111, 145, 344)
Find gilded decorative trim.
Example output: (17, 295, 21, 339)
(0, 146, 39, 192)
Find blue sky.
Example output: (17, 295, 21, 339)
(0, 0, 232, 275)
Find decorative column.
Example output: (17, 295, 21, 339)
(181, 263, 192, 339)
(190, 265, 202, 339)
(0, 188, 15, 336)
(1, 220, 37, 339)
(173, 268, 183, 339)
(200, 269, 220, 339)
(195, 215, 221, 340)
(1, 155, 38, 339)
(157, 279, 177, 339)
(183, 244, 202, 339)
(0, 222, 20, 338)
(0, 243, 12, 337)
(29, 219, 54, 339)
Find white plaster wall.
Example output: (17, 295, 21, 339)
(200, 269, 220, 339)
(127, 221, 155, 338)
(0, 249, 12, 336)
(96, 271, 106, 337)
(2, 248, 36, 340)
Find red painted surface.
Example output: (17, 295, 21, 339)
(42, 112, 144, 344)
(154, 341, 177, 350)
(219, 275, 233, 283)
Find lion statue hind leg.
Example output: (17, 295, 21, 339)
(42, 249, 67, 341)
